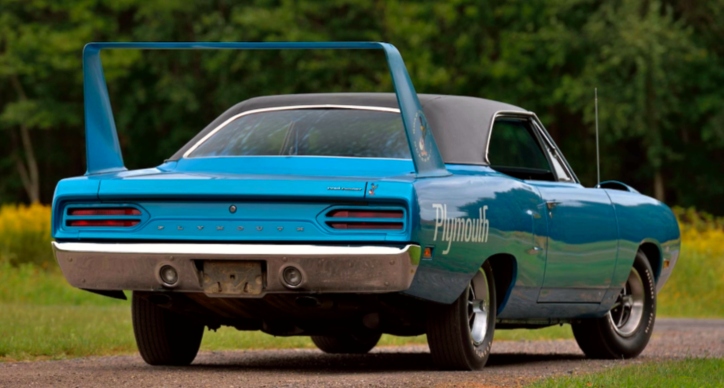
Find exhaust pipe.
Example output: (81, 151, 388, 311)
(295, 296, 321, 308)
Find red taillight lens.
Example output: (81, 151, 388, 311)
(328, 210, 403, 219)
(69, 208, 141, 216)
(66, 207, 141, 227)
(326, 208, 404, 230)
(328, 222, 403, 230)
(68, 220, 140, 227)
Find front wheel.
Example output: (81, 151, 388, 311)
(132, 292, 205, 366)
(426, 261, 496, 370)
(572, 250, 656, 359)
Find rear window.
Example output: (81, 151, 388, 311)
(186, 108, 411, 159)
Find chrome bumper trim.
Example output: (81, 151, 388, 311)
(52, 242, 420, 297)
(53, 242, 412, 256)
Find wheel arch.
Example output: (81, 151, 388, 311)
(638, 242, 662, 282)
(485, 253, 517, 314)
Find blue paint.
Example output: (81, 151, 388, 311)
(404, 163, 679, 318)
(528, 181, 619, 303)
(173, 157, 415, 178)
(56, 201, 414, 243)
(53, 156, 418, 244)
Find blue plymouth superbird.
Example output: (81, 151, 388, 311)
(52, 42, 680, 370)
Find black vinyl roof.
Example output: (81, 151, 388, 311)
(170, 93, 527, 165)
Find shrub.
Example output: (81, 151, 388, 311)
(0, 203, 54, 268)
(672, 206, 724, 259)
(660, 207, 724, 317)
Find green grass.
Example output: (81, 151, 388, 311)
(0, 304, 134, 361)
(530, 358, 724, 387)
(0, 263, 124, 306)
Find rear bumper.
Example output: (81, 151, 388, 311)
(52, 242, 420, 297)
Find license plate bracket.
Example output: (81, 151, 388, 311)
(200, 261, 264, 296)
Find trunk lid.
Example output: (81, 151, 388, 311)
(55, 158, 417, 244)
(98, 173, 368, 200)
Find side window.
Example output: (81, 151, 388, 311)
(488, 118, 555, 181)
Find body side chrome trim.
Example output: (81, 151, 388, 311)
(183, 105, 402, 158)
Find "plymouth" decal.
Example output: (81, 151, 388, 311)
(433, 204, 489, 254)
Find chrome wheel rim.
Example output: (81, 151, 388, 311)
(608, 267, 645, 337)
(467, 268, 490, 348)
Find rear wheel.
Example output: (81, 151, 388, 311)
(426, 261, 496, 370)
(311, 331, 382, 354)
(572, 250, 656, 359)
(132, 292, 204, 366)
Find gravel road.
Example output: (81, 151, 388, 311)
(1, 318, 721, 387)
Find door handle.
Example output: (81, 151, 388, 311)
(526, 246, 543, 255)
(546, 201, 561, 210)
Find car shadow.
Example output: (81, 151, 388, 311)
(180, 351, 587, 373)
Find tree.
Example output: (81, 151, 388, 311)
(554, 0, 701, 201)
(0, 0, 137, 202)
(2, 0, 724, 214)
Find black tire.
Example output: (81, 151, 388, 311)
(572, 250, 656, 359)
(132, 292, 204, 366)
(311, 331, 382, 354)
(426, 261, 496, 370)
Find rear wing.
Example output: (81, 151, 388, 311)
(83, 42, 448, 177)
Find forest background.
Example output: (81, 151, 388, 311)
(1, 0, 723, 214)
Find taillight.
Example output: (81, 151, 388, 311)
(69, 208, 141, 216)
(66, 207, 142, 228)
(326, 209, 404, 230)
(328, 210, 403, 219)
(328, 222, 402, 230)
(68, 220, 140, 227)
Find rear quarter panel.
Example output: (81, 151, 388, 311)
(405, 166, 544, 305)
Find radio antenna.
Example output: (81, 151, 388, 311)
(595, 88, 600, 187)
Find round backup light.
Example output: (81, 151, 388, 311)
(282, 266, 303, 288)
(159, 265, 179, 287)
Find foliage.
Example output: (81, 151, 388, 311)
(1, 1, 724, 213)
(658, 249, 724, 317)
(674, 206, 724, 233)
(658, 207, 724, 317)
(531, 358, 724, 388)
(0, 202, 52, 268)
